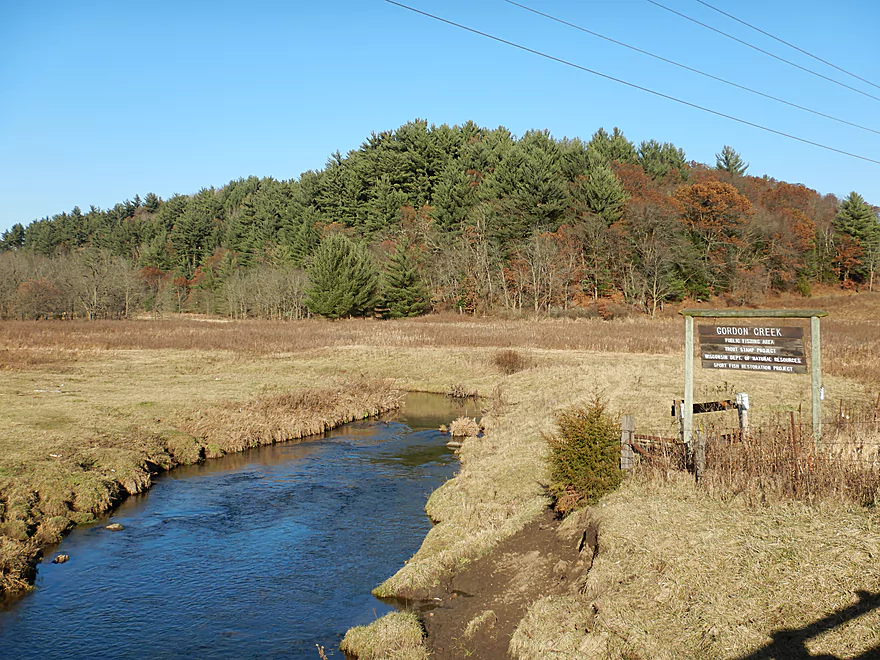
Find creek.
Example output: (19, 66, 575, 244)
(0, 392, 471, 659)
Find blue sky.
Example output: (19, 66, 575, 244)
(1, 0, 878, 234)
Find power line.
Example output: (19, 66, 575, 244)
(694, 0, 880, 92)
(645, 0, 880, 104)
(503, 0, 880, 136)
(383, 1, 880, 166)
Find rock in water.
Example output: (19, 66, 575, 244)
(52, 554, 69, 564)
(105, 523, 125, 531)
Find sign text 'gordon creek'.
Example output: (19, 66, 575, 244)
(698, 325, 807, 374)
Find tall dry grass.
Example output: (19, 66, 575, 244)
(183, 380, 402, 453)
(702, 422, 880, 507)
(2, 292, 878, 390)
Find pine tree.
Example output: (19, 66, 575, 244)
(383, 238, 430, 318)
(144, 192, 161, 213)
(0, 224, 25, 251)
(715, 145, 749, 176)
(576, 164, 628, 225)
(835, 192, 880, 289)
(305, 233, 379, 318)
(586, 127, 637, 166)
(638, 140, 688, 180)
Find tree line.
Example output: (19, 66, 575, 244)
(1, 119, 878, 320)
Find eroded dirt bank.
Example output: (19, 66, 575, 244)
(417, 508, 597, 659)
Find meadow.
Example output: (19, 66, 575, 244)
(2, 292, 879, 657)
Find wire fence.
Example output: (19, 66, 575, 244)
(623, 399, 880, 505)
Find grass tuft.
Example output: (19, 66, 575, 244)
(448, 416, 482, 438)
(339, 611, 429, 660)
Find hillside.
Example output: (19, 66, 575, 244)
(1, 120, 878, 321)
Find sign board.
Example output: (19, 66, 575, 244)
(698, 325, 807, 374)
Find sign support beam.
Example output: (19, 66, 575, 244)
(684, 315, 694, 447)
(811, 315, 822, 445)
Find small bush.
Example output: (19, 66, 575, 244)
(493, 349, 532, 375)
(546, 396, 622, 515)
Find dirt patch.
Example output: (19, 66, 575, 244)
(416, 508, 596, 659)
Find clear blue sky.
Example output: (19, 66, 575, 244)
(1, 0, 878, 234)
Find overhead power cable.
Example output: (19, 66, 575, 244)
(695, 0, 880, 92)
(645, 0, 880, 104)
(503, 0, 880, 136)
(383, 0, 880, 166)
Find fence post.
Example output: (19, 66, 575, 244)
(811, 314, 822, 446)
(620, 414, 634, 471)
(693, 428, 706, 481)
(736, 392, 750, 438)
(674, 400, 684, 444)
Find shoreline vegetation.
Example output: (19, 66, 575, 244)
(2, 293, 880, 657)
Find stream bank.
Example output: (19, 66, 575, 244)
(0, 392, 468, 658)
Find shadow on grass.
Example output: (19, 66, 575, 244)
(735, 590, 880, 659)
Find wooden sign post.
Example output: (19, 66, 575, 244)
(680, 309, 827, 447)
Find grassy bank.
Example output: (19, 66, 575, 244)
(2, 294, 879, 658)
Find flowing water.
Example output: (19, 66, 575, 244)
(0, 393, 472, 659)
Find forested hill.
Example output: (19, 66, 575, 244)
(1, 119, 878, 320)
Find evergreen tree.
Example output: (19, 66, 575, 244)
(169, 188, 221, 278)
(715, 145, 749, 176)
(432, 163, 475, 232)
(144, 192, 161, 213)
(0, 224, 25, 251)
(835, 191, 880, 289)
(305, 233, 379, 318)
(575, 164, 628, 225)
(382, 237, 430, 318)
(638, 140, 688, 180)
(586, 127, 637, 166)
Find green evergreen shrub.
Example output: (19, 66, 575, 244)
(382, 237, 430, 318)
(305, 233, 379, 318)
(546, 396, 622, 515)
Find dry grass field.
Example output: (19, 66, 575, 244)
(2, 292, 879, 658)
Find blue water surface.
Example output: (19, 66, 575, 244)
(0, 393, 463, 659)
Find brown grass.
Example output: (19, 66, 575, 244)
(2, 291, 879, 653)
(3, 292, 878, 390)
(183, 380, 402, 453)
(340, 611, 429, 660)
(700, 423, 880, 508)
(563, 473, 880, 659)
(448, 416, 482, 438)
(493, 349, 532, 375)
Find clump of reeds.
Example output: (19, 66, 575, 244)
(0, 535, 37, 595)
(492, 348, 532, 375)
(448, 382, 479, 399)
(448, 416, 482, 438)
(340, 611, 429, 660)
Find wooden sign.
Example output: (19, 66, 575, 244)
(698, 324, 806, 374)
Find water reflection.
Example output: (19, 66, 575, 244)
(0, 393, 469, 659)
